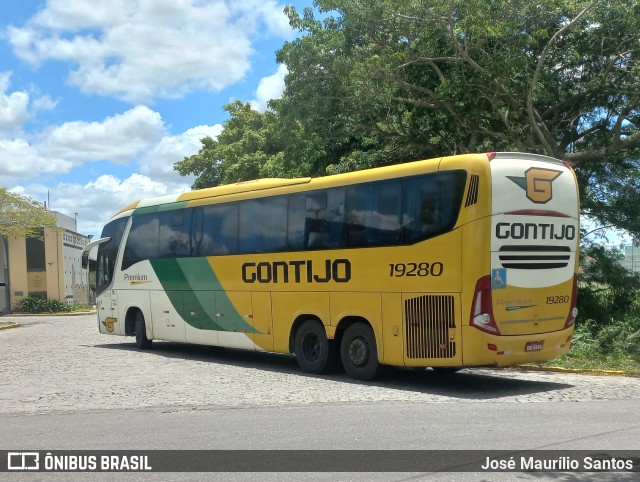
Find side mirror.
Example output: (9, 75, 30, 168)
(81, 237, 110, 269)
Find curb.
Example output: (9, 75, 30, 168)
(0, 311, 96, 330)
(5, 311, 96, 317)
(514, 364, 631, 377)
(0, 322, 20, 330)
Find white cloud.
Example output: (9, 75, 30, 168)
(0, 72, 59, 138)
(30, 0, 132, 30)
(0, 138, 71, 182)
(40, 105, 165, 164)
(0, 72, 30, 132)
(250, 64, 288, 112)
(3, 112, 222, 236)
(15, 171, 194, 238)
(0, 106, 172, 185)
(230, 0, 295, 38)
(6, 0, 294, 104)
(56, 173, 194, 237)
(139, 123, 223, 182)
(31, 95, 58, 112)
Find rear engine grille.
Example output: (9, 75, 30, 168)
(498, 245, 571, 269)
(465, 174, 480, 207)
(405, 295, 456, 359)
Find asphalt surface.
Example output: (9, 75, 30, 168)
(1, 314, 640, 482)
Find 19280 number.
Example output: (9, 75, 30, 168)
(389, 262, 443, 277)
(546, 295, 569, 304)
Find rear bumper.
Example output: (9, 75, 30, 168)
(462, 325, 574, 366)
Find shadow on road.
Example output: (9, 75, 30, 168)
(94, 340, 574, 400)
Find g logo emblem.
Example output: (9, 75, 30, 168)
(508, 168, 562, 204)
(102, 317, 118, 333)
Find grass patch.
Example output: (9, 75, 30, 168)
(17, 296, 93, 314)
(540, 316, 640, 376)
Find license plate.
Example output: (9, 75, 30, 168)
(525, 341, 544, 352)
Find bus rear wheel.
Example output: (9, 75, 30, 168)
(294, 319, 337, 374)
(340, 323, 379, 381)
(135, 312, 152, 349)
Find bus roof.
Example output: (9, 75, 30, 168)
(112, 152, 500, 218)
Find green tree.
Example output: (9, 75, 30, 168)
(176, 0, 640, 325)
(0, 188, 56, 238)
(277, 0, 640, 328)
(175, 100, 305, 189)
(281, 0, 639, 158)
(578, 243, 640, 328)
(182, 1, 640, 193)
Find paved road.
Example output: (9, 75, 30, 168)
(2, 314, 640, 415)
(2, 314, 640, 481)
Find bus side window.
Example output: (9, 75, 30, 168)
(199, 203, 238, 256)
(261, 197, 287, 252)
(122, 214, 159, 270)
(287, 194, 306, 250)
(303, 188, 345, 249)
(239, 200, 262, 253)
(158, 209, 192, 258)
(346, 180, 402, 247)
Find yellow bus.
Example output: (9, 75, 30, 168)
(82, 152, 579, 380)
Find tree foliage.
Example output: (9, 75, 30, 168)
(0, 188, 56, 239)
(175, 100, 308, 188)
(179, 1, 640, 228)
(578, 243, 640, 325)
(175, 0, 640, 324)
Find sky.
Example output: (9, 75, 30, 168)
(0, 0, 314, 239)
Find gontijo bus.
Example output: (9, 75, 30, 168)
(82, 152, 579, 380)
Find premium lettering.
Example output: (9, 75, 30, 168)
(495, 222, 576, 240)
(242, 259, 351, 284)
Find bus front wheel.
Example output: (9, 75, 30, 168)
(340, 323, 379, 381)
(135, 312, 152, 349)
(294, 319, 336, 374)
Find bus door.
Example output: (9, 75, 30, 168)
(402, 292, 462, 367)
(97, 288, 123, 335)
(89, 233, 126, 336)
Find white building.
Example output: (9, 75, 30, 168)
(0, 211, 91, 314)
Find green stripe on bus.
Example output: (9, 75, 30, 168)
(149, 258, 258, 334)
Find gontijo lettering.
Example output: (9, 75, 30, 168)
(495, 222, 576, 240)
(242, 259, 351, 284)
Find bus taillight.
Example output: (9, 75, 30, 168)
(564, 274, 579, 329)
(470, 275, 501, 335)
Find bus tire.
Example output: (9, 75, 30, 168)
(135, 312, 152, 349)
(294, 319, 335, 374)
(340, 322, 379, 381)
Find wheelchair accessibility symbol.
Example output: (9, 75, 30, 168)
(492, 268, 507, 289)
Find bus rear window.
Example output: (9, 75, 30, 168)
(402, 171, 466, 244)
